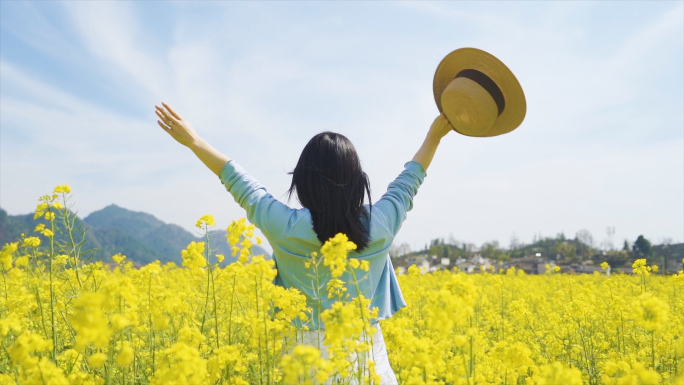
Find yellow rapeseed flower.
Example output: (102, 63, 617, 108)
(112, 253, 126, 264)
(632, 258, 651, 276)
(534, 362, 583, 384)
(70, 292, 112, 351)
(22, 237, 41, 248)
(53, 185, 71, 194)
(8, 330, 51, 366)
(237, 248, 250, 264)
(326, 278, 347, 300)
(33, 202, 49, 220)
(116, 342, 134, 367)
(54, 254, 68, 267)
(14, 255, 29, 268)
(87, 352, 106, 368)
(181, 242, 206, 269)
(632, 292, 669, 332)
(320, 233, 356, 278)
(150, 343, 208, 385)
(226, 218, 255, 247)
(0, 242, 18, 271)
(280, 345, 332, 384)
(195, 214, 216, 228)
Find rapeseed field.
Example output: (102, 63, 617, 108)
(0, 185, 682, 384)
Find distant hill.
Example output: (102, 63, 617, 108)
(0, 205, 269, 266)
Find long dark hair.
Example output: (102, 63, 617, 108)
(287, 132, 372, 251)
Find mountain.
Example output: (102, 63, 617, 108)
(0, 205, 269, 266)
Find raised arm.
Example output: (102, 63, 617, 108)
(155, 102, 295, 241)
(373, 114, 454, 236)
(411, 113, 454, 171)
(155, 102, 229, 176)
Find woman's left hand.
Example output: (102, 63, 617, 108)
(155, 102, 200, 148)
(427, 113, 454, 140)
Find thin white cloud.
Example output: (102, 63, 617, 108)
(0, 2, 88, 69)
(609, 3, 683, 74)
(61, 1, 171, 103)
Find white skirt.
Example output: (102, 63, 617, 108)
(298, 323, 398, 385)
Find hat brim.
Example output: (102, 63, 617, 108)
(433, 48, 526, 137)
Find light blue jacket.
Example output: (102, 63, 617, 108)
(219, 160, 426, 329)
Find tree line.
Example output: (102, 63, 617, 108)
(391, 231, 683, 273)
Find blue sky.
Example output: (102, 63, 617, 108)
(1, 1, 682, 253)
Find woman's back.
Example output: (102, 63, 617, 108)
(219, 159, 427, 330)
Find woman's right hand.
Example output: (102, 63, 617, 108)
(156, 102, 200, 148)
(155, 101, 230, 176)
(427, 113, 455, 140)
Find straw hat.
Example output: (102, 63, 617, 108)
(433, 48, 526, 137)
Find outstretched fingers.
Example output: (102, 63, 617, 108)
(155, 109, 170, 126)
(157, 119, 172, 134)
(155, 106, 176, 126)
(162, 102, 182, 120)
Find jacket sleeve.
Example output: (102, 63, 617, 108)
(373, 161, 427, 237)
(219, 160, 295, 242)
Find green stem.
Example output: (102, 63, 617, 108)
(500, 281, 505, 341)
(60, 197, 83, 288)
(674, 340, 678, 380)
(105, 338, 115, 385)
(49, 212, 57, 361)
(32, 247, 49, 339)
(206, 228, 220, 350)
(199, 241, 212, 345)
(348, 265, 377, 382)
(255, 275, 263, 385)
(228, 274, 237, 345)
(469, 333, 474, 382)
(651, 331, 655, 369)
(313, 254, 323, 350)
(148, 275, 155, 375)
(259, 267, 272, 385)
(1, 268, 8, 308)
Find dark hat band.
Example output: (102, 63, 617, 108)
(455, 69, 505, 116)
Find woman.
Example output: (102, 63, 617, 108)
(155, 102, 453, 383)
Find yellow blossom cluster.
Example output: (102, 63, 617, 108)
(226, 218, 258, 263)
(196, 214, 216, 229)
(320, 233, 357, 278)
(0, 243, 18, 271)
(544, 263, 562, 274)
(181, 241, 207, 269)
(280, 345, 334, 384)
(53, 185, 71, 194)
(632, 258, 652, 276)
